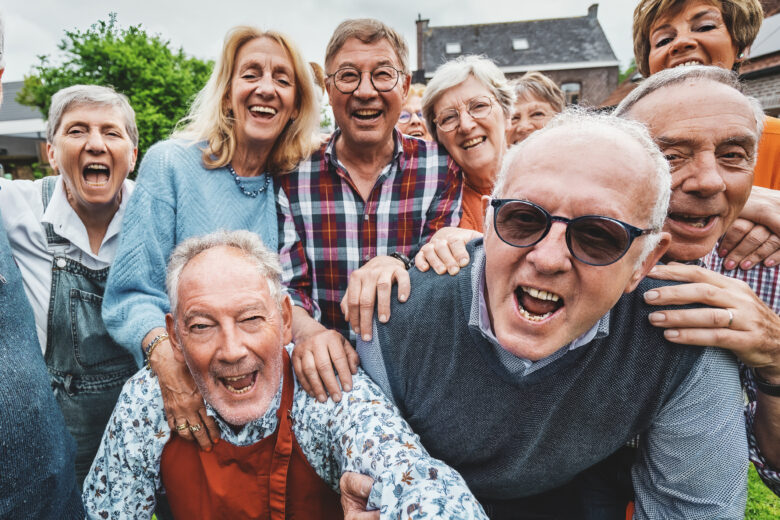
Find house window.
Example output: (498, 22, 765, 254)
(445, 42, 461, 54)
(561, 82, 581, 105)
(512, 38, 529, 50)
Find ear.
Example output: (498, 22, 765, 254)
(165, 313, 187, 363)
(46, 142, 58, 171)
(325, 77, 336, 101)
(401, 72, 411, 98)
(280, 295, 293, 345)
(128, 147, 138, 174)
(624, 231, 671, 294)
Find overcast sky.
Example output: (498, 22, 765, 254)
(2, 0, 637, 82)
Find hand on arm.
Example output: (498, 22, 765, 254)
(721, 186, 780, 268)
(340, 255, 410, 341)
(144, 327, 219, 450)
(414, 226, 482, 274)
(290, 307, 358, 403)
(340, 472, 380, 520)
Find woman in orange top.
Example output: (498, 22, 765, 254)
(421, 55, 515, 234)
(633, 0, 778, 189)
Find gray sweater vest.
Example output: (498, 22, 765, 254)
(375, 240, 702, 504)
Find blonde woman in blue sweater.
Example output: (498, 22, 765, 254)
(103, 26, 318, 449)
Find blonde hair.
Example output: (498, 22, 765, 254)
(324, 19, 410, 74)
(510, 72, 566, 113)
(633, 0, 763, 77)
(174, 26, 318, 173)
(407, 83, 426, 100)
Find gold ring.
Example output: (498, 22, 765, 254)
(726, 309, 734, 328)
(189, 423, 202, 433)
(175, 423, 188, 431)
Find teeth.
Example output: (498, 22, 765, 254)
(250, 106, 277, 115)
(85, 164, 108, 170)
(462, 137, 485, 149)
(223, 375, 245, 382)
(523, 286, 560, 302)
(675, 61, 702, 68)
(225, 383, 252, 394)
(355, 109, 380, 116)
(517, 305, 552, 322)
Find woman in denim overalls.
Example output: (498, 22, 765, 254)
(0, 84, 139, 486)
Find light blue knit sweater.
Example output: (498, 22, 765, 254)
(103, 139, 278, 364)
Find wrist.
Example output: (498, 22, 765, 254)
(754, 367, 780, 397)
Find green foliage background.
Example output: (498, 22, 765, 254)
(16, 13, 212, 177)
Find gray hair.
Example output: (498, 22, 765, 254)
(422, 55, 515, 143)
(614, 65, 765, 140)
(491, 108, 671, 266)
(166, 230, 286, 318)
(46, 84, 139, 147)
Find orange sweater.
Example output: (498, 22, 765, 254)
(754, 116, 780, 190)
(459, 182, 491, 232)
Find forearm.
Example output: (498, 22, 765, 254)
(754, 367, 780, 473)
(291, 306, 327, 342)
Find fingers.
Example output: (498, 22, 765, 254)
(449, 239, 471, 269)
(644, 281, 738, 309)
(345, 275, 363, 338)
(292, 347, 314, 396)
(201, 408, 220, 445)
(374, 270, 394, 327)
(736, 232, 780, 270)
(419, 241, 449, 275)
(340, 472, 378, 520)
(357, 275, 377, 342)
(189, 409, 214, 451)
(718, 218, 755, 263)
(327, 339, 355, 396)
(346, 343, 360, 374)
(764, 248, 780, 268)
(649, 307, 734, 330)
(721, 224, 770, 271)
(647, 264, 728, 286)
(173, 417, 193, 441)
(414, 249, 430, 271)
(658, 326, 742, 349)
(300, 348, 330, 403)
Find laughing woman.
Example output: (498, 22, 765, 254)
(102, 26, 318, 449)
(0, 84, 139, 485)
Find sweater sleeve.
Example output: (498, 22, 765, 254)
(103, 142, 179, 364)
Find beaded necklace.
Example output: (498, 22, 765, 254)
(227, 163, 271, 198)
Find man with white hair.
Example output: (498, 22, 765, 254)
(614, 65, 780, 495)
(356, 111, 748, 518)
(83, 230, 485, 519)
(0, 11, 83, 518)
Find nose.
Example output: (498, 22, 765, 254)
(215, 322, 249, 364)
(254, 74, 275, 97)
(353, 71, 377, 99)
(457, 110, 477, 133)
(674, 152, 727, 198)
(518, 117, 535, 134)
(669, 32, 697, 55)
(85, 129, 107, 153)
(525, 223, 573, 275)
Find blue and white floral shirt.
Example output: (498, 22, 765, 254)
(83, 347, 486, 519)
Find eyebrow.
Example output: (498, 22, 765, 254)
(651, 7, 721, 34)
(656, 133, 758, 151)
(336, 59, 395, 70)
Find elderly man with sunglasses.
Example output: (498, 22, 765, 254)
(353, 110, 748, 519)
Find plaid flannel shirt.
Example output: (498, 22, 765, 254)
(277, 129, 462, 342)
(702, 242, 780, 495)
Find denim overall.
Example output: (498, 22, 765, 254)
(41, 177, 139, 486)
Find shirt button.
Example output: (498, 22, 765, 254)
(364, 254, 370, 261)
(363, 214, 369, 221)
(56, 258, 67, 269)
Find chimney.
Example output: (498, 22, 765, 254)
(416, 14, 429, 75)
(588, 3, 598, 19)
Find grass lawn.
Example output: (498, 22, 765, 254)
(746, 464, 780, 519)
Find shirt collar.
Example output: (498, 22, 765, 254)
(325, 128, 403, 172)
(470, 246, 609, 376)
(41, 176, 134, 260)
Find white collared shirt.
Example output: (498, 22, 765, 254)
(0, 176, 134, 354)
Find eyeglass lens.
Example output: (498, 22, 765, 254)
(436, 96, 493, 131)
(399, 110, 423, 123)
(333, 66, 399, 93)
(494, 200, 632, 265)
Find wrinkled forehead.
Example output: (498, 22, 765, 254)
(329, 36, 402, 70)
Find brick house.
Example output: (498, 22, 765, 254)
(414, 4, 619, 107)
(742, 8, 780, 116)
(0, 81, 47, 179)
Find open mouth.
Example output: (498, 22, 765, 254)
(353, 109, 382, 120)
(219, 371, 258, 394)
(668, 212, 716, 229)
(462, 136, 486, 150)
(408, 130, 424, 138)
(82, 163, 110, 187)
(674, 60, 703, 68)
(249, 106, 277, 118)
(514, 285, 564, 322)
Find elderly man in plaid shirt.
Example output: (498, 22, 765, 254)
(277, 18, 462, 403)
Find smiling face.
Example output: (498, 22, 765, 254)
(434, 75, 507, 187)
(398, 94, 430, 139)
(47, 104, 137, 217)
(484, 127, 666, 360)
(167, 246, 292, 428)
(228, 37, 299, 157)
(506, 93, 558, 145)
(326, 37, 409, 151)
(647, 0, 738, 74)
(627, 79, 757, 261)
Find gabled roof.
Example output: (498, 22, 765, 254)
(0, 81, 46, 137)
(748, 12, 780, 59)
(421, 5, 618, 75)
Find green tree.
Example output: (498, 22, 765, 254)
(17, 13, 212, 176)
(619, 58, 638, 83)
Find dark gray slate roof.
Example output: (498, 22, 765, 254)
(749, 12, 780, 59)
(421, 8, 618, 71)
(0, 81, 44, 122)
